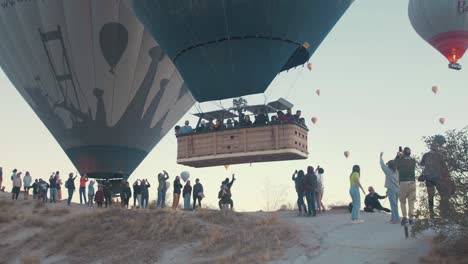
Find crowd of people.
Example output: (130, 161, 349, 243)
(174, 108, 307, 136)
(347, 139, 452, 225)
(292, 166, 326, 217)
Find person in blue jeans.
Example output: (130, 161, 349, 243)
(65, 173, 77, 206)
(349, 165, 366, 223)
(292, 170, 306, 216)
(302, 166, 317, 217)
(157, 170, 169, 208)
(380, 152, 400, 224)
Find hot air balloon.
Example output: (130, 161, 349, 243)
(439, 117, 446, 125)
(0, 1, 194, 193)
(344, 151, 350, 158)
(307, 63, 314, 71)
(311, 117, 318, 124)
(130, 0, 354, 102)
(181, 171, 190, 182)
(223, 165, 230, 170)
(432, 85, 439, 94)
(316, 89, 321, 96)
(409, 0, 468, 70)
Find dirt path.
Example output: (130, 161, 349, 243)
(271, 210, 434, 264)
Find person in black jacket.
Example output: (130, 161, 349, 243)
(292, 170, 307, 216)
(364, 187, 390, 213)
(172, 176, 183, 210)
(65, 173, 77, 206)
(140, 179, 151, 209)
(31, 179, 39, 200)
(218, 174, 236, 210)
(192, 178, 204, 210)
(120, 181, 132, 209)
(103, 180, 113, 208)
(302, 166, 317, 217)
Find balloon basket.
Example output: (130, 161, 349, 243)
(448, 63, 462, 70)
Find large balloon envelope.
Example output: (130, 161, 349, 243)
(0, 1, 195, 192)
(130, 0, 354, 102)
(409, 0, 468, 69)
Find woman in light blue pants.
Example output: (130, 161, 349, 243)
(349, 165, 366, 223)
(380, 152, 400, 223)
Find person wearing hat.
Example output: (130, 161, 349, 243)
(192, 178, 204, 210)
(380, 152, 400, 224)
(395, 146, 417, 225)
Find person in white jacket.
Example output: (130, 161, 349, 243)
(380, 152, 400, 224)
(12, 171, 22, 200)
(23, 171, 32, 199)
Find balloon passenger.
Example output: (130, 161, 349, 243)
(294, 110, 302, 123)
(183, 180, 192, 210)
(172, 176, 183, 210)
(292, 170, 306, 216)
(379, 153, 400, 223)
(394, 147, 417, 225)
(179, 120, 193, 135)
(193, 178, 204, 210)
(364, 187, 390, 213)
(157, 171, 170, 208)
(349, 165, 366, 223)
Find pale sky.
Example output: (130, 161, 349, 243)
(1, 0, 467, 211)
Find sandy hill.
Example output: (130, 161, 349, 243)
(0, 193, 434, 264)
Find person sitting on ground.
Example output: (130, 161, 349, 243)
(299, 118, 307, 128)
(94, 185, 104, 208)
(294, 110, 302, 123)
(218, 174, 236, 210)
(284, 108, 296, 123)
(364, 187, 390, 213)
(193, 178, 204, 210)
(179, 120, 193, 134)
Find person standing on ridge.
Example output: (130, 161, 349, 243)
(88, 180, 95, 208)
(49, 172, 58, 203)
(133, 180, 142, 208)
(79, 173, 88, 204)
(316, 167, 326, 213)
(56, 173, 63, 201)
(349, 165, 366, 224)
(140, 179, 151, 209)
(302, 166, 317, 217)
(103, 180, 113, 208)
(183, 180, 192, 210)
(420, 136, 452, 219)
(218, 174, 236, 210)
(121, 181, 132, 209)
(0, 167, 3, 191)
(157, 171, 170, 208)
(380, 152, 400, 224)
(12, 171, 22, 200)
(292, 170, 306, 216)
(192, 178, 204, 210)
(23, 171, 32, 200)
(395, 147, 417, 225)
(172, 176, 183, 210)
(65, 173, 77, 206)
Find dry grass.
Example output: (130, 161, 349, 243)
(39, 207, 70, 216)
(419, 235, 468, 264)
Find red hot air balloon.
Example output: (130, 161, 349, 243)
(307, 63, 313, 71)
(432, 85, 439, 94)
(409, 0, 468, 70)
(439, 117, 446, 125)
(311, 117, 318, 124)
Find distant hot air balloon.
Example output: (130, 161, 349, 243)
(344, 151, 350, 158)
(316, 89, 321, 96)
(409, 0, 468, 70)
(181, 171, 190, 182)
(0, 1, 195, 193)
(130, 0, 354, 102)
(439, 117, 446, 125)
(224, 165, 230, 170)
(307, 63, 314, 71)
(311, 117, 318, 124)
(432, 85, 439, 94)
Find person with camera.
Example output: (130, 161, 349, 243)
(292, 169, 306, 216)
(420, 137, 452, 219)
(395, 146, 417, 225)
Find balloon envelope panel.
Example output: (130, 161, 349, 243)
(0, 0, 195, 180)
(131, 0, 354, 102)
